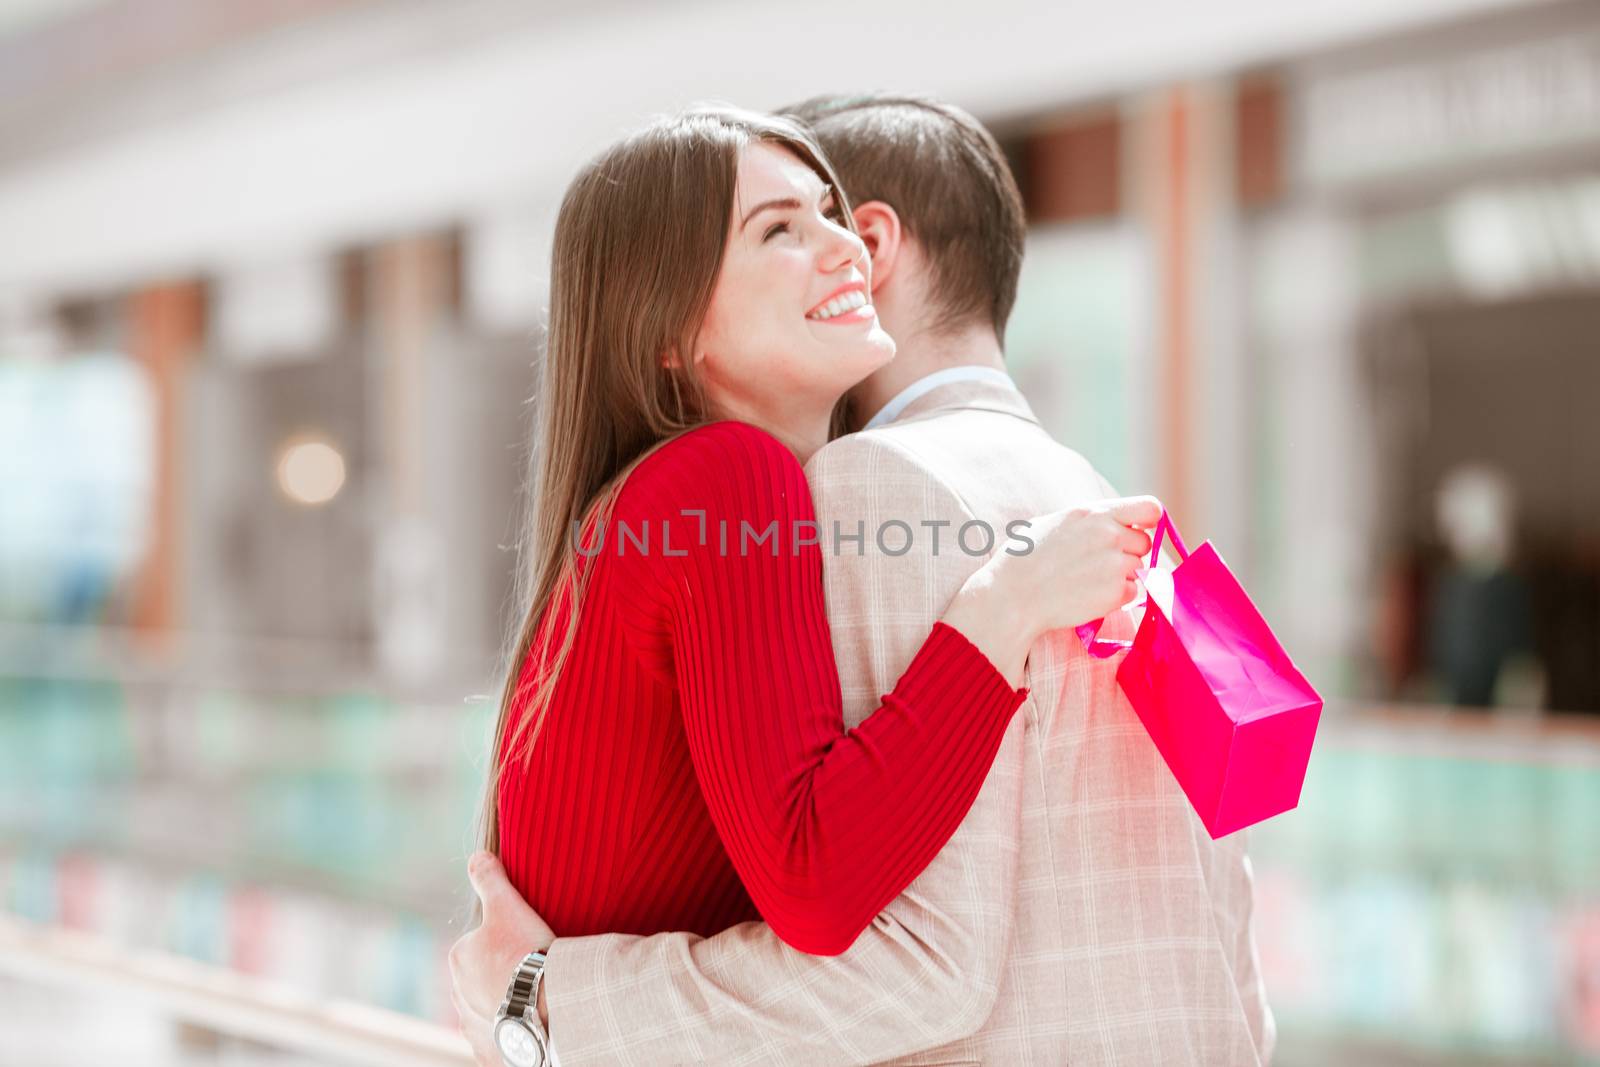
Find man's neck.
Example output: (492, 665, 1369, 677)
(848, 319, 1006, 433)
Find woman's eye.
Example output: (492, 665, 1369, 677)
(762, 221, 790, 242)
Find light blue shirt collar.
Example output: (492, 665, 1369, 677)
(861, 365, 1016, 431)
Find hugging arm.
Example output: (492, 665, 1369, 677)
(614, 421, 1025, 957)
(541, 433, 1025, 1066)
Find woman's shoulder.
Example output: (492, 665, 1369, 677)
(656, 419, 797, 468)
(620, 420, 809, 517)
(631, 420, 803, 489)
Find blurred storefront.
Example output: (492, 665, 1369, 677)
(1242, 6, 1600, 1059)
(1279, 0, 1600, 716)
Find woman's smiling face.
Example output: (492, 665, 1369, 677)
(690, 141, 896, 427)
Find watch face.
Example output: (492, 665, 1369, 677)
(494, 1016, 546, 1067)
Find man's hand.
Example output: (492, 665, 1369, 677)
(448, 851, 557, 1066)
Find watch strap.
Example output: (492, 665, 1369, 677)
(503, 950, 547, 1020)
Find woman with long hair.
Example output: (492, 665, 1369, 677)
(480, 106, 1153, 961)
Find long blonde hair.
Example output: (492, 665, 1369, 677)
(477, 108, 851, 855)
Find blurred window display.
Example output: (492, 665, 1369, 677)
(0, 354, 154, 624)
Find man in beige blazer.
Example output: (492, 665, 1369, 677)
(452, 94, 1275, 1066)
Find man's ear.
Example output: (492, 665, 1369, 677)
(851, 200, 902, 295)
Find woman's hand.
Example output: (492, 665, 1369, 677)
(1002, 495, 1161, 633)
(943, 496, 1160, 685)
(449, 851, 557, 1064)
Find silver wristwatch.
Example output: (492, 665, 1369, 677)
(492, 950, 549, 1067)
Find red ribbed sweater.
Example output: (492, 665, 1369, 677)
(495, 420, 1027, 955)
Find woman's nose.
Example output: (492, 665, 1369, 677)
(818, 222, 866, 276)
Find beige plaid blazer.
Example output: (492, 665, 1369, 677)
(543, 377, 1276, 1065)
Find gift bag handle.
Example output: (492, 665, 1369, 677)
(1075, 509, 1189, 658)
(1147, 508, 1189, 565)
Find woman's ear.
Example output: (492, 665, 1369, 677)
(851, 200, 902, 295)
(660, 343, 706, 370)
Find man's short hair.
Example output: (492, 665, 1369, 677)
(781, 93, 1027, 338)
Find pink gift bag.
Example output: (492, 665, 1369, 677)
(1077, 511, 1321, 838)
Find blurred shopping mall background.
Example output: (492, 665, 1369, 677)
(2, 0, 1598, 1063)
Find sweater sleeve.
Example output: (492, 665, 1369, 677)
(612, 420, 1027, 955)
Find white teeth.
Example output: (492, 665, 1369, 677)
(809, 290, 870, 320)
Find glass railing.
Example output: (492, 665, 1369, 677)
(4, 650, 1598, 1064)
(0, 911, 471, 1065)
(0, 654, 493, 1029)
(1250, 708, 1600, 1065)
